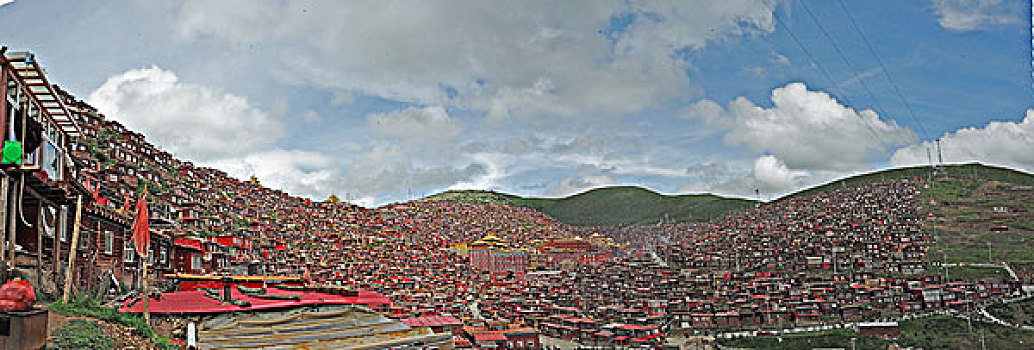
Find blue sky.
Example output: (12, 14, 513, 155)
(1, 0, 1031, 206)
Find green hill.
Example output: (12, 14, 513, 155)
(425, 186, 757, 226)
(775, 162, 1034, 202)
(426, 163, 1034, 231)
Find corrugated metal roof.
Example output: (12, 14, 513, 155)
(197, 305, 452, 349)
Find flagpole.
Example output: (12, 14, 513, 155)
(142, 255, 149, 325)
(132, 185, 151, 326)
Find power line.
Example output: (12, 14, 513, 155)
(799, 0, 899, 151)
(761, 1, 894, 153)
(836, 0, 931, 141)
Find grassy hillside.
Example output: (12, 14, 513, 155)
(427, 163, 1034, 231)
(425, 186, 757, 226)
(776, 163, 1034, 202)
(911, 164, 1034, 280)
(719, 315, 1034, 350)
(772, 163, 1034, 281)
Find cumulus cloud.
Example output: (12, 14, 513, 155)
(211, 149, 342, 199)
(932, 0, 1022, 31)
(113, 0, 788, 204)
(752, 155, 808, 191)
(677, 155, 852, 199)
(0, 0, 14, 7)
(684, 82, 917, 171)
(89, 67, 356, 202)
(891, 109, 1034, 171)
(675, 83, 926, 198)
(168, 0, 779, 122)
(88, 66, 282, 161)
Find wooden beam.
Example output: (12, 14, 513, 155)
(36, 200, 41, 289)
(62, 195, 82, 303)
(53, 205, 60, 285)
(8, 176, 19, 268)
(0, 178, 7, 266)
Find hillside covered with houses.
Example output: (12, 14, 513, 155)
(4, 47, 1034, 349)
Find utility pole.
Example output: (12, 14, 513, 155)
(966, 300, 972, 333)
(980, 326, 986, 350)
(938, 138, 948, 166)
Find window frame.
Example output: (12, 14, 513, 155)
(104, 231, 114, 255)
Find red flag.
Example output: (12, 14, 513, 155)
(132, 187, 150, 257)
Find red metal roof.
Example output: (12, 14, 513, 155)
(474, 333, 508, 342)
(617, 324, 660, 330)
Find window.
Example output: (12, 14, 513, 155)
(59, 206, 68, 242)
(79, 231, 90, 251)
(104, 231, 114, 254)
(41, 206, 56, 238)
(191, 255, 201, 272)
(124, 240, 136, 263)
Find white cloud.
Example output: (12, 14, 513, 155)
(0, 0, 14, 7)
(891, 109, 1034, 171)
(551, 175, 616, 196)
(367, 106, 462, 142)
(211, 149, 342, 199)
(770, 53, 790, 65)
(684, 99, 731, 128)
(685, 162, 730, 180)
(343, 150, 489, 200)
(675, 83, 924, 198)
(169, 0, 779, 121)
(685, 82, 917, 171)
(839, 66, 882, 89)
(89, 67, 356, 202)
(932, 0, 1022, 31)
(752, 155, 808, 191)
(127, 0, 790, 204)
(88, 66, 282, 161)
(677, 155, 852, 199)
